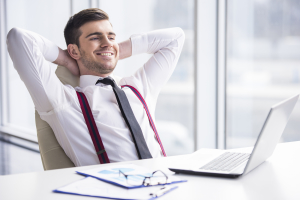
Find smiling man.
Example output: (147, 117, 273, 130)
(6, 8, 185, 167)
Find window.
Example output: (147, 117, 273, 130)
(100, 0, 195, 156)
(1, 0, 195, 156)
(226, 0, 300, 148)
(2, 0, 71, 140)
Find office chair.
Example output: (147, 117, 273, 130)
(36, 65, 79, 170)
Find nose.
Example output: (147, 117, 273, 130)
(100, 37, 113, 48)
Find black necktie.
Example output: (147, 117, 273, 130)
(96, 78, 152, 159)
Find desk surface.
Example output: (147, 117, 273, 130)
(1, 141, 299, 200)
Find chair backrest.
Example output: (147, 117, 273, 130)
(36, 65, 79, 170)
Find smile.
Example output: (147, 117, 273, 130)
(96, 52, 113, 56)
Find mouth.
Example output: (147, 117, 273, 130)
(96, 52, 114, 56)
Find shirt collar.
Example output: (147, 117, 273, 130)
(79, 73, 118, 89)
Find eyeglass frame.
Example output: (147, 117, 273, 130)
(119, 169, 169, 186)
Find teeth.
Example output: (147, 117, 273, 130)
(100, 53, 112, 56)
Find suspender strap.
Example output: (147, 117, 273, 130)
(121, 85, 167, 157)
(76, 91, 110, 164)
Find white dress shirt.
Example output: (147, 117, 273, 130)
(6, 27, 185, 166)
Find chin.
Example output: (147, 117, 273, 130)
(102, 61, 117, 69)
(99, 64, 116, 74)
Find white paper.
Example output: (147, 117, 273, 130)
(76, 164, 184, 188)
(55, 177, 178, 200)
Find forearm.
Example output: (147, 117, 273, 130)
(130, 27, 185, 55)
(118, 39, 132, 60)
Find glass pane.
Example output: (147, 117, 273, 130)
(0, 134, 43, 175)
(6, 0, 71, 131)
(100, 0, 195, 155)
(72, 0, 90, 14)
(227, 0, 300, 148)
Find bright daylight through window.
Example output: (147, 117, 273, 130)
(227, 0, 300, 148)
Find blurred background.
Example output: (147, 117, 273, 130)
(0, 0, 299, 175)
(227, 0, 300, 148)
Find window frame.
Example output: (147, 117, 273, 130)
(194, 0, 227, 150)
(217, 0, 227, 149)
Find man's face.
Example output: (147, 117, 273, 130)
(78, 20, 119, 75)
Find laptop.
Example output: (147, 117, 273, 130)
(169, 94, 299, 178)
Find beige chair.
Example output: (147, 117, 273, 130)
(36, 65, 79, 170)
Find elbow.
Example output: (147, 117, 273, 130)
(175, 27, 185, 47)
(6, 27, 23, 49)
(176, 27, 185, 38)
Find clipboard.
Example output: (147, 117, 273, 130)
(54, 176, 179, 200)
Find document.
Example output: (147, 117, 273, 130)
(54, 176, 179, 200)
(76, 164, 187, 189)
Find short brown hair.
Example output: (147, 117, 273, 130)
(64, 8, 109, 47)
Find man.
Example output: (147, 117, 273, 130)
(7, 8, 184, 166)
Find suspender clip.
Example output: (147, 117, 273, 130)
(97, 149, 106, 155)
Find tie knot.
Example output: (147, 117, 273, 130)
(96, 78, 115, 87)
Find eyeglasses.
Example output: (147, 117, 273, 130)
(119, 170, 169, 186)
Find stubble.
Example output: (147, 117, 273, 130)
(80, 49, 117, 75)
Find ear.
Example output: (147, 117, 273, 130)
(67, 44, 81, 60)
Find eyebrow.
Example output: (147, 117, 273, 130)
(85, 32, 116, 38)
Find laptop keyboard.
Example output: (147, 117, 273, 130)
(200, 152, 250, 172)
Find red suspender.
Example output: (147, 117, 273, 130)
(76, 85, 167, 164)
(121, 85, 167, 157)
(76, 92, 110, 164)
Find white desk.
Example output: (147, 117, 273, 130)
(1, 141, 299, 200)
